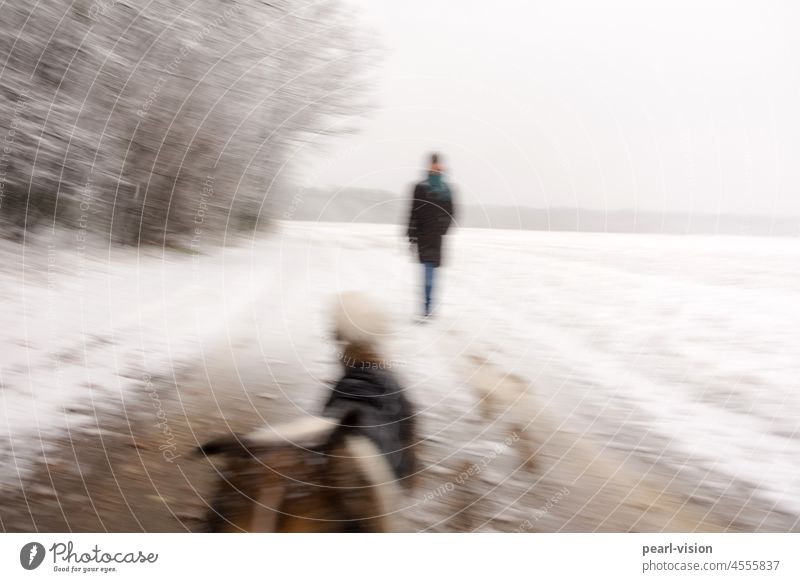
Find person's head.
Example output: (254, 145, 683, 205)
(429, 152, 442, 175)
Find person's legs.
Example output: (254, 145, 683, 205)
(423, 262, 435, 316)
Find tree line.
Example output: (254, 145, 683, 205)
(0, 0, 373, 245)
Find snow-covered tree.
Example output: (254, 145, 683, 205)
(0, 0, 374, 244)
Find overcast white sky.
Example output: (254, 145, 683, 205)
(304, 0, 800, 215)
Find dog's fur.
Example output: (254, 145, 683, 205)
(198, 293, 416, 532)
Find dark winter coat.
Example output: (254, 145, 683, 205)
(322, 365, 416, 484)
(406, 179, 456, 267)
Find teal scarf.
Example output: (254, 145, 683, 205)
(427, 172, 451, 200)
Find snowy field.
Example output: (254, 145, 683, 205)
(1, 222, 799, 530)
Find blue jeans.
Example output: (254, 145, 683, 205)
(423, 262, 436, 316)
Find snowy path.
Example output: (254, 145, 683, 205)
(1, 223, 799, 531)
(230, 222, 800, 529)
(0, 233, 277, 490)
(436, 229, 800, 527)
(264, 223, 800, 529)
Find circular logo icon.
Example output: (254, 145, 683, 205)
(20, 542, 46, 570)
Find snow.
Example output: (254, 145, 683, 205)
(1, 223, 799, 521)
(0, 231, 279, 489)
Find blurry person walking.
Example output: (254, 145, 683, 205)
(406, 153, 456, 319)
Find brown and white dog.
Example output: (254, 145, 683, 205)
(197, 293, 417, 532)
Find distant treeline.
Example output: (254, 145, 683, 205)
(284, 187, 800, 237)
(0, 0, 372, 245)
